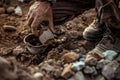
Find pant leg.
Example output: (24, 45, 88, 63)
(52, 0, 95, 25)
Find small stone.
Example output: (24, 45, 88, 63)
(83, 66, 95, 74)
(40, 63, 54, 72)
(0, 14, 8, 17)
(13, 46, 25, 55)
(33, 72, 43, 80)
(114, 65, 120, 80)
(71, 61, 85, 71)
(115, 54, 120, 62)
(6, 6, 15, 14)
(79, 47, 87, 54)
(0, 7, 5, 14)
(85, 55, 98, 66)
(102, 61, 119, 80)
(74, 72, 86, 80)
(62, 51, 79, 63)
(0, 57, 10, 68)
(3, 25, 16, 32)
(96, 59, 111, 70)
(14, 6, 23, 16)
(0, 47, 13, 55)
(103, 50, 118, 61)
(95, 75, 105, 80)
(61, 64, 74, 79)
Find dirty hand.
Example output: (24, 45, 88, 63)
(27, 1, 54, 35)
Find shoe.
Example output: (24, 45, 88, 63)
(83, 20, 107, 41)
(93, 34, 120, 54)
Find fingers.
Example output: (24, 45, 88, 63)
(27, 12, 34, 26)
(31, 15, 41, 28)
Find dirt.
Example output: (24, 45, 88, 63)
(0, 0, 100, 80)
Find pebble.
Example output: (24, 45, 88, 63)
(0, 14, 8, 18)
(85, 55, 98, 66)
(6, 6, 15, 14)
(62, 51, 79, 63)
(0, 57, 10, 68)
(115, 54, 120, 62)
(3, 25, 16, 32)
(83, 66, 95, 74)
(61, 64, 74, 79)
(103, 50, 118, 61)
(0, 7, 5, 14)
(40, 63, 54, 72)
(102, 61, 119, 80)
(71, 61, 85, 71)
(33, 72, 43, 80)
(74, 72, 86, 80)
(96, 59, 111, 70)
(13, 46, 25, 56)
(14, 6, 23, 16)
(95, 75, 105, 80)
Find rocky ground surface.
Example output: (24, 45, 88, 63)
(0, 0, 120, 80)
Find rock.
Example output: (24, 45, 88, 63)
(71, 61, 85, 71)
(85, 55, 98, 66)
(18, 0, 31, 3)
(0, 14, 8, 17)
(40, 63, 54, 72)
(79, 47, 87, 54)
(14, 6, 23, 16)
(61, 64, 74, 79)
(102, 61, 119, 80)
(18, 0, 24, 2)
(74, 72, 86, 80)
(0, 57, 17, 80)
(0, 47, 13, 56)
(96, 59, 111, 70)
(83, 66, 96, 74)
(114, 65, 120, 80)
(103, 50, 118, 61)
(0, 57, 10, 68)
(33, 72, 43, 80)
(68, 30, 79, 39)
(95, 75, 105, 80)
(115, 54, 120, 62)
(0, 7, 5, 14)
(6, 6, 15, 14)
(62, 51, 79, 63)
(3, 25, 16, 32)
(13, 46, 25, 56)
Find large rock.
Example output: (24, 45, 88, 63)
(83, 66, 96, 75)
(85, 55, 98, 66)
(103, 50, 118, 61)
(6, 6, 15, 14)
(68, 72, 86, 80)
(71, 61, 85, 71)
(61, 64, 74, 79)
(62, 51, 79, 63)
(102, 61, 119, 80)
(96, 59, 111, 70)
(33, 72, 43, 80)
(14, 6, 23, 16)
(95, 75, 105, 80)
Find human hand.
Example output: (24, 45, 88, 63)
(27, 1, 55, 36)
